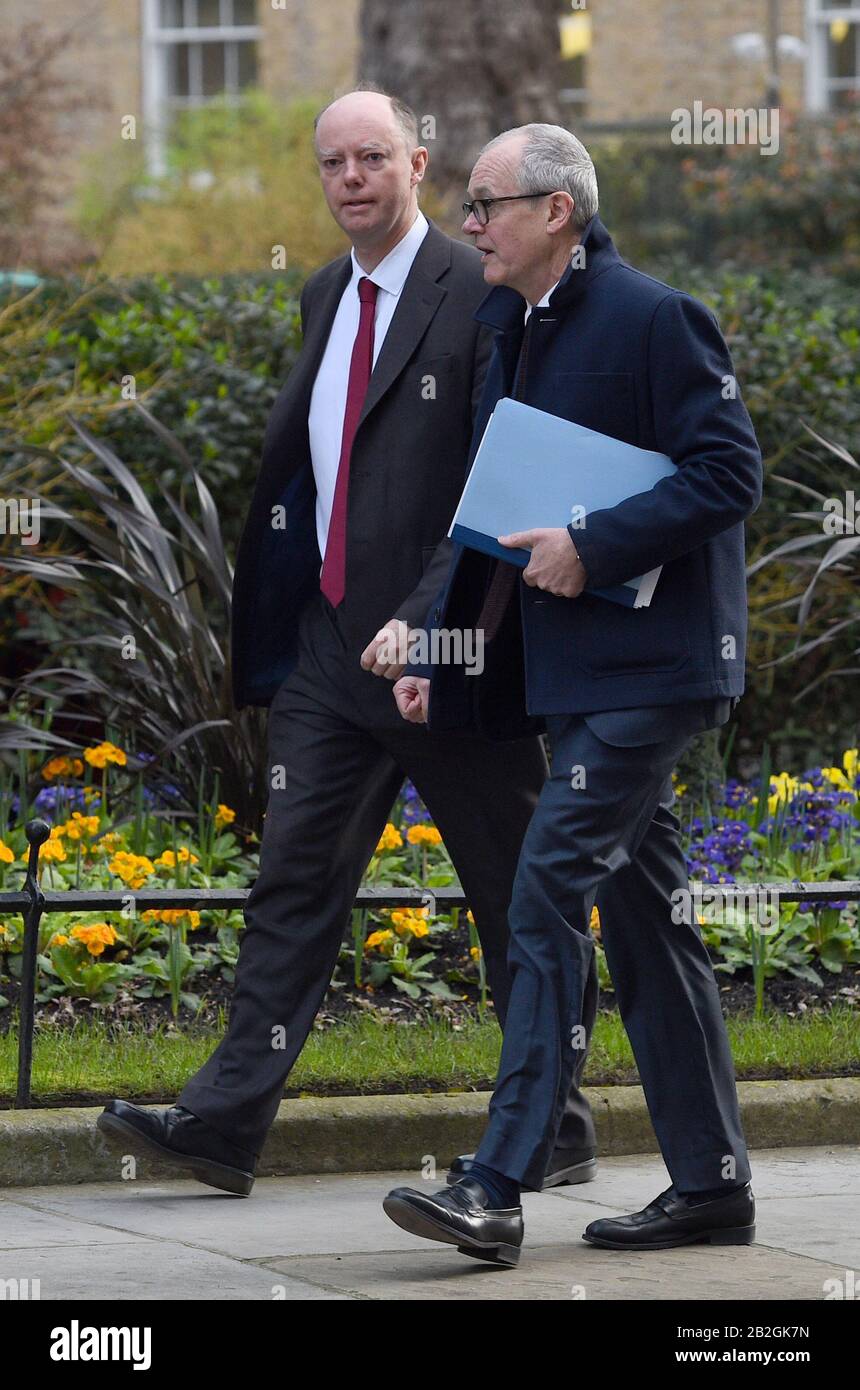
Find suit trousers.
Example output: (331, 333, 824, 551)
(474, 711, 752, 1195)
(177, 592, 598, 1157)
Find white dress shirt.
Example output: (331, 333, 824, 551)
(524, 274, 562, 324)
(308, 210, 430, 562)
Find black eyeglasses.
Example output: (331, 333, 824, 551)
(462, 192, 557, 226)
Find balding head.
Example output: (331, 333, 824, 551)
(315, 89, 419, 158)
(312, 88, 428, 269)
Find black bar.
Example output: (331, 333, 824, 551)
(15, 819, 51, 1108)
(1, 883, 857, 912)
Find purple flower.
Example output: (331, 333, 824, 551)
(399, 779, 430, 826)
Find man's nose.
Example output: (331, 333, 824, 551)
(343, 161, 364, 184)
(462, 211, 481, 235)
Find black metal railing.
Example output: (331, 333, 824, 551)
(2, 818, 859, 1108)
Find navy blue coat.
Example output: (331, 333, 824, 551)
(410, 214, 763, 739)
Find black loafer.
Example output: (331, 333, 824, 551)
(97, 1099, 256, 1196)
(583, 1182, 755, 1250)
(383, 1176, 523, 1266)
(448, 1146, 597, 1189)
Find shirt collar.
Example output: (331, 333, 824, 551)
(349, 209, 429, 297)
(525, 274, 563, 322)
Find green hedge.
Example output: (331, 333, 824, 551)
(3, 263, 859, 761)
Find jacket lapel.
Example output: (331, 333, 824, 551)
(258, 256, 350, 476)
(357, 221, 452, 427)
(287, 256, 352, 402)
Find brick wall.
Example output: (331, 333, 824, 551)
(585, 0, 806, 124)
(0, 0, 816, 254)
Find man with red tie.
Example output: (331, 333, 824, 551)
(97, 87, 599, 1196)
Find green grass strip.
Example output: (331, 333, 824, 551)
(0, 1005, 857, 1104)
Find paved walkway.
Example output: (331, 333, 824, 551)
(1, 1146, 857, 1300)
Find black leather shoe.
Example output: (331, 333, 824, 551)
(447, 1145, 597, 1189)
(97, 1100, 256, 1196)
(583, 1182, 755, 1250)
(383, 1176, 523, 1266)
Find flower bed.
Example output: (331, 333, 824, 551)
(0, 742, 858, 1023)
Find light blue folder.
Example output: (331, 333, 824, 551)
(448, 397, 678, 608)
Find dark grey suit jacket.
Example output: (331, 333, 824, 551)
(229, 220, 493, 709)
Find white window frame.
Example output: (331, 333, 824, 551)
(141, 0, 263, 175)
(805, 1, 860, 111)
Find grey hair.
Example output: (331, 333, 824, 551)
(480, 123, 599, 230)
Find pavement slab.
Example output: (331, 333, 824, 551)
(1, 1145, 856, 1301)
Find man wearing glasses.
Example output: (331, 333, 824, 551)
(383, 123, 762, 1264)
(98, 92, 599, 1199)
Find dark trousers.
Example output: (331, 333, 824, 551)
(474, 711, 752, 1194)
(178, 593, 597, 1156)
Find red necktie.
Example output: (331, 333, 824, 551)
(320, 276, 379, 607)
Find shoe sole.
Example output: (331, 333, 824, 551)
(582, 1223, 756, 1250)
(541, 1158, 597, 1188)
(445, 1157, 597, 1190)
(96, 1112, 254, 1196)
(382, 1194, 521, 1267)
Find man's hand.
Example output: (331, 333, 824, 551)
(499, 528, 587, 598)
(360, 618, 411, 679)
(393, 675, 430, 723)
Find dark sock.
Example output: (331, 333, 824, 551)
(683, 1182, 746, 1206)
(461, 1160, 520, 1208)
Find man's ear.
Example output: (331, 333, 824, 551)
(411, 147, 430, 185)
(547, 191, 575, 234)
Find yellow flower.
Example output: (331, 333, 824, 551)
(821, 750, 859, 793)
(70, 922, 118, 956)
(0, 922, 16, 942)
(769, 772, 799, 803)
(141, 909, 201, 928)
(466, 909, 475, 926)
(390, 907, 430, 937)
(469, 945, 483, 961)
(48, 933, 70, 948)
(374, 823, 403, 854)
(154, 848, 199, 869)
(108, 851, 154, 888)
(41, 756, 71, 781)
(64, 813, 100, 842)
(214, 804, 236, 830)
(95, 832, 123, 853)
(406, 824, 442, 846)
(37, 838, 67, 864)
(364, 929, 395, 952)
(590, 904, 601, 936)
(83, 741, 127, 769)
(0, 841, 14, 864)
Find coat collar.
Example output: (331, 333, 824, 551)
(473, 213, 620, 333)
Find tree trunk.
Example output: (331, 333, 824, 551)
(358, 0, 564, 196)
